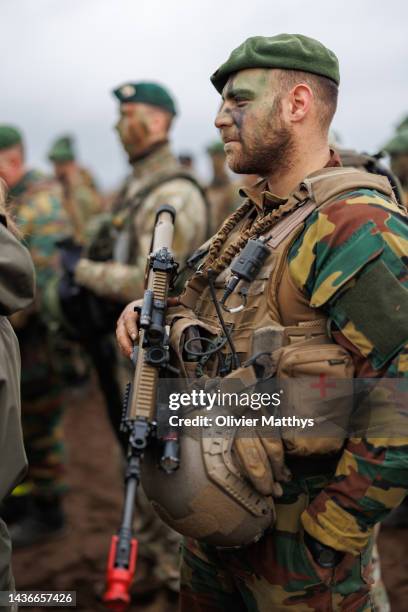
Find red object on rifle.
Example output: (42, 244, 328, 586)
(103, 535, 138, 611)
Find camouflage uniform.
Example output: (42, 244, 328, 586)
(176, 151, 408, 611)
(75, 143, 207, 302)
(8, 171, 68, 505)
(75, 142, 208, 592)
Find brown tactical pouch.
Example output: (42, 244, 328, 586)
(276, 335, 355, 456)
(168, 305, 220, 378)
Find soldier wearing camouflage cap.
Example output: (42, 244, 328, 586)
(117, 34, 408, 610)
(47, 135, 102, 244)
(63, 81, 209, 596)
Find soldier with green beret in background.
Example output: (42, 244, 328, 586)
(0, 125, 70, 548)
(73, 81, 209, 304)
(206, 140, 241, 233)
(48, 135, 103, 245)
(116, 33, 408, 611)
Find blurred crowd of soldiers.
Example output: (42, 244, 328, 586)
(0, 76, 407, 606)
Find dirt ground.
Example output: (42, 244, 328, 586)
(11, 377, 408, 611)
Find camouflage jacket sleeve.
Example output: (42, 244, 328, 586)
(287, 188, 408, 554)
(16, 188, 67, 295)
(75, 178, 208, 303)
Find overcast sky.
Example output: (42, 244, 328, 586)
(1, 0, 407, 189)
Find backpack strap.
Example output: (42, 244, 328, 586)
(124, 169, 211, 240)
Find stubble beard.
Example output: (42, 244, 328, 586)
(227, 104, 295, 177)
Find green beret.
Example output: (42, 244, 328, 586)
(48, 136, 75, 162)
(384, 128, 408, 155)
(0, 125, 22, 150)
(206, 141, 225, 155)
(211, 34, 340, 93)
(113, 81, 177, 116)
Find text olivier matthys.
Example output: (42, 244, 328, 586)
(167, 390, 315, 429)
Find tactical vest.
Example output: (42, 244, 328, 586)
(172, 167, 397, 456)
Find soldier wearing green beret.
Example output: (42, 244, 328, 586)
(47, 135, 103, 244)
(0, 125, 70, 547)
(384, 126, 408, 206)
(116, 33, 408, 611)
(63, 81, 209, 596)
(73, 81, 209, 303)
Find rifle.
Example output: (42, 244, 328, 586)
(103, 204, 179, 611)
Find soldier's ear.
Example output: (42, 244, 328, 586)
(286, 84, 313, 124)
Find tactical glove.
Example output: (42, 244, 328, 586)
(234, 429, 291, 497)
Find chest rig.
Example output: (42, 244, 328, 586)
(176, 167, 396, 377)
(141, 167, 397, 550)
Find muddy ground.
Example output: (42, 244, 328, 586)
(11, 377, 408, 611)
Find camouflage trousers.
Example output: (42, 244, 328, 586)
(180, 475, 374, 611)
(22, 390, 65, 497)
(17, 328, 66, 499)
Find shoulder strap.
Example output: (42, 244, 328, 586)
(127, 169, 212, 239)
(265, 166, 397, 251)
(300, 167, 395, 209)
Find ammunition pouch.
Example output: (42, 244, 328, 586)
(275, 328, 355, 455)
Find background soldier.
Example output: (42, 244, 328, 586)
(117, 34, 408, 611)
(48, 135, 103, 244)
(0, 125, 69, 548)
(206, 140, 240, 232)
(0, 179, 35, 603)
(63, 82, 209, 597)
(384, 123, 408, 205)
(73, 81, 209, 303)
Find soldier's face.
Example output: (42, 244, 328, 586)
(215, 69, 294, 176)
(115, 103, 153, 158)
(0, 146, 25, 188)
